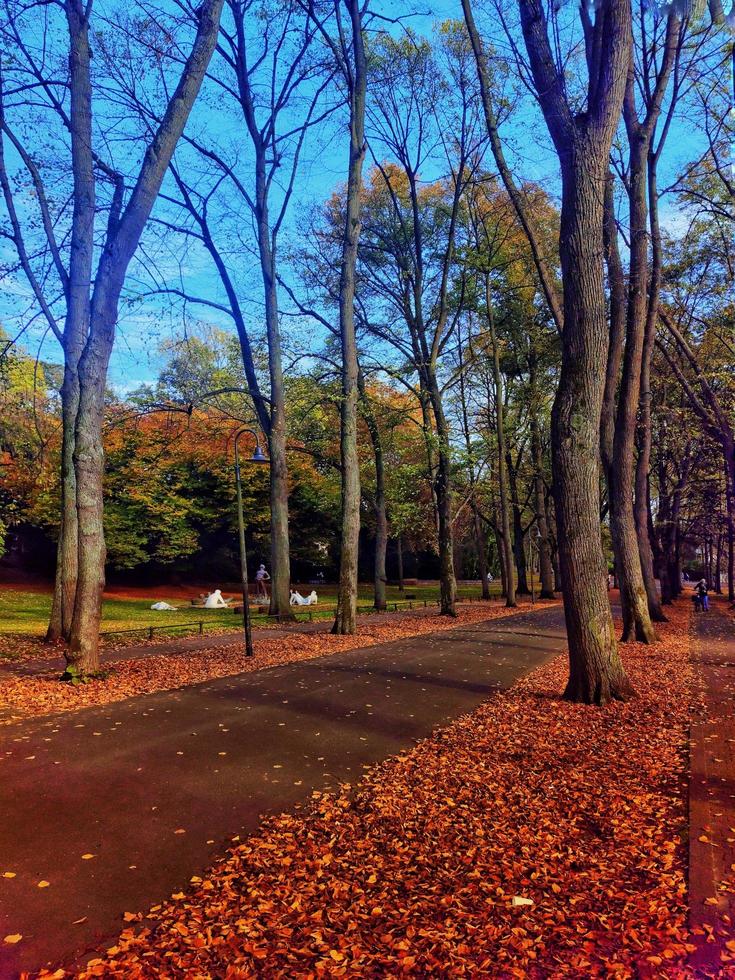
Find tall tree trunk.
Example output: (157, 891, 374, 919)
(506, 451, 530, 595)
(530, 414, 555, 597)
(609, 131, 657, 644)
(724, 451, 735, 601)
(554, 137, 635, 695)
(600, 171, 626, 478)
(254, 196, 292, 622)
(715, 532, 723, 593)
(456, 332, 491, 602)
(46, 365, 80, 643)
(488, 295, 516, 608)
(495, 527, 508, 598)
(601, 164, 644, 639)
(68, 312, 112, 671)
(656, 453, 676, 605)
(473, 502, 491, 599)
(418, 386, 439, 537)
(66, 0, 225, 671)
(47, 0, 95, 648)
(627, 12, 680, 624)
(544, 487, 562, 592)
(373, 484, 388, 611)
(512, 0, 634, 702)
(551, 148, 632, 701)
(634, 156, 668, 622)
(426, 373, 457, 616)
(396, 533, 404, 591)
(234, 20, 294, 623)
(332, 1, 366, 635)
(359, 370, 387, 611)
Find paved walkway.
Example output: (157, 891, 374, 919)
(0, 604, 566, 977)
(689, 601, 735, 975)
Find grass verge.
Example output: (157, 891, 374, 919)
(0, 601, 552, 721)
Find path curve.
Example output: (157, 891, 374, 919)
(0, 604, 567, 976)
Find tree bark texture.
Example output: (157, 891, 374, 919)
(332, 0, 366, 635)
(530, 413, 555, 597)
(359, 370, 388, 611)
(46, 0, 95, 644)
(609, 128, 657, 643)
(427, 374, 458, 616)
(65, 0, 225, 671)
(488, 306, 516, 608)
(519, 0, 633, 703)
(552, 152, 632, 702)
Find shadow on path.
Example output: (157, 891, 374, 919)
(688, 601, 735, 975)
(0, 604, 567, 977)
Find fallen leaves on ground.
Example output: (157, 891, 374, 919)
(41, 603, 695, 978)
(0, 602, 551, 720)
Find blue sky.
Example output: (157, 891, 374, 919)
(4, 0, 712, 393)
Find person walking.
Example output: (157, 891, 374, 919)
(255, 564, 271, 598)
(696, 579, 709, 612)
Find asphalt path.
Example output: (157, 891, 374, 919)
(0, 603, 567, 977)
(688, 602, 735, 974)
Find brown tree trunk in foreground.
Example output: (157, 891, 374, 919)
(331, 0, 366, 635)
(609, 126, 657, 643)
(552, 160, 632, 702)
(46, 345, 82, 643)
(519, 0, 633, 703)
(69, 318, 110, 666)
(634, 145, 673, 622)
(45, 0, 95, 646)
(66, 0, 225, 672)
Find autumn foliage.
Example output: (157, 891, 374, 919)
(34, 603, 697, 978)
(0, 602, 551, 721)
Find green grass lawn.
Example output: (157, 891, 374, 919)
(0, 581, 501, 650)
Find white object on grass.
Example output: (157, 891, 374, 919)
(150, 601, 176, 611)
(204, 589, 228, 609)
(290, 590, 319, 606)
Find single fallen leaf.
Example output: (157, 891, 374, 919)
(3, 934, 22, 944)
(37, 880, 50, 888)
(81, 854, 95, 860)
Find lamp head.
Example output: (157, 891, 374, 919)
(251, 443, 269, 463)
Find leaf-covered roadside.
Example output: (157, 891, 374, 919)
(47, 603, 694, 978)
(0, 602, 552, 721)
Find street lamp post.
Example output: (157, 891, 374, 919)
(234, 428, 269, 657)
